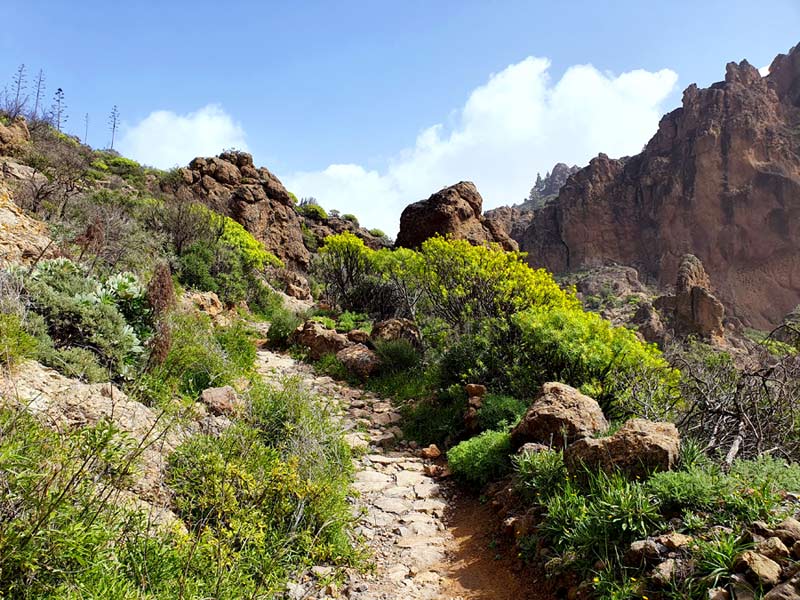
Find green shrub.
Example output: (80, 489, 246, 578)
(342, 213, 359, 226)
(310, 315, 337, 329)
(298, 203, 328, 220)
(513, 448, 567, 502)
(316, 352, 350, 380)
(476, 393, 527, 431)
(0, 313, 37, 366)
(41, 346, 108, 382)
(267, 307, 303, 348)
(374, 338, 420, 373)
(214, 320, 257, 373)
(368, 228, 386, 238)
(447, 430, 512, 488)
(335, 310, 370, 333)
(690, 531, 753, 591)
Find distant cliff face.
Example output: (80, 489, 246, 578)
(396, 181, 518, 251)
(521, 43, 800, 329)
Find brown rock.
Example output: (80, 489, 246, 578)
(657, 532, 694, 551)
(0, 115, 30, 156)
(734, 551, 782, 587)
(624, 539, 663, 566)
(775, 518, 800, 546)
(708, 588, 731, 600)
(510, 382, 608, 450)
(336, 344, 381, 378)
(200, 386, 240, 416)
(291, 321, 351, 360)
(519, 43, 800, 329)
(673, 255, 725, 339)
(370, 318, 422, 349)
(347, 329, 370, 344)
(167, 150, 310, 270)
(396, 182, 518, 251)
(765, 574, 800, 600)
(564, 418, 680, 479)
(465, 383, 487, 398)
(757, 537, 791, 562)
(651, 558, 695, 587)
(0, 188, 54, 267)
(420, 444, 441, 459)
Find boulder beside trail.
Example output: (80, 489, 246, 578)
(510, 382, 608, 450)
(564, 418, 680, 479)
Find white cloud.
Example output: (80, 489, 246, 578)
(118, 104, 247, 169)
(285, 57, 678, 237)
(759, 65, 771, 76)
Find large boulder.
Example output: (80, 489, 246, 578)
(564, 418, 680, 479)
(291, 321, 350, 360)
(336, 344, 381, 378)
(510, 382, 608, 450)
(0, 187, 54, 267)
(168, 151, 310, 270)
(370, 318, 422, 349)
(396, 182, 518, 251)
(519, 43, 800, 330)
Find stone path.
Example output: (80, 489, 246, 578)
(255, 350, 532, 600)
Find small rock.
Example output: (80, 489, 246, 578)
(757, 537, 791, 561)
(420, 444, 441, 459)
(708, 588, 730, 600)
(465, 383, 487, 397)
(311, 566, 334, 578)
(765, 574, 800, 599)
(199, 385, 240, 416)
(734, 551, 782, 587)
(657, 532, 694, 551)
(625, 539, 663, 566)
(775, 518, 800, 546)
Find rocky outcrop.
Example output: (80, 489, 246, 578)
(291, 321, 350, 360)
(170, 151, 311, 270)
(396, 182, 518, 251)
(673, 254, 726, 339)
(370, 318, 422, 349)
(0, 186, 53, 267)
(0, 116, 30, 156)
(525, 163, 580, 209)
(563, 418, 680, 479)
(302, 213, 391, 251)
(510, 382, 608, 450)
(521, 43, 800, 329)
(0, 361, 185, 503)
(482, 205, 534, 242)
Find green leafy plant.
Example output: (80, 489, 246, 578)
(447, 429, 512, 488)
(513, 449, 567, 502)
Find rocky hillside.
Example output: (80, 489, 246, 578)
(518, 43, 800, 329)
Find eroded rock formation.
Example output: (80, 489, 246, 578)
(396, 182, 518, 251)
(521, 43, 800, 329)
(170, 151, 311, 269)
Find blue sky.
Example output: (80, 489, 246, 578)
(3, 0, 798, 233)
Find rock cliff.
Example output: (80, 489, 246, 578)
(521, 43, 800, 329)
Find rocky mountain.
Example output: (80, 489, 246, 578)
(483, 162, 578, 243)
(396, 181, 518, 251)
(167, 151, 389, 274)
(519, 43, 800, 329)
(523, 163, 580, 210)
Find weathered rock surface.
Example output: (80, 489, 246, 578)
(0, 361, 185, 502)
(396, 182, 518, 251)
(735, 551, 782, 587)
(200, 385, 241, 416)
(169, 151, 311, 270)
(564, 418, 680, 478)
(0, 116, 30, 156)
(673, 255, 726, 339)
(291, 320, 351, 359)
(510, 382, 608, 450)
(520, 43, 800, 329)
(370, 318, 423, 349)
(0, 187, 53, 267)
(336, 344, 381, 378)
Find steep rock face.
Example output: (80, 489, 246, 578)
(396, 182, 518, 251)
(171, 151, 311, 269)
(302, 212, 391, 251)
(0, 116, 30, 156)
(673, 254, 726, 339)
(0, 185, 54, 267)
(482, 205, 534, 242)
(522, 43, 800, 328)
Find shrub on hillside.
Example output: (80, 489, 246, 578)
(266, 307, 303, 348)
(447, 429, 512, 488)
(374, 338, 420, 373)
(476, 393, 528, 431)
(0, 313, 38, 366)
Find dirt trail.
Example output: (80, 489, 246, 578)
(255, 349, 537, 600)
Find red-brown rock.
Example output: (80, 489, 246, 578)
(291, 321, 350, 360)
(396, 182, 518, 251)
(520, 43, 800, 329)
